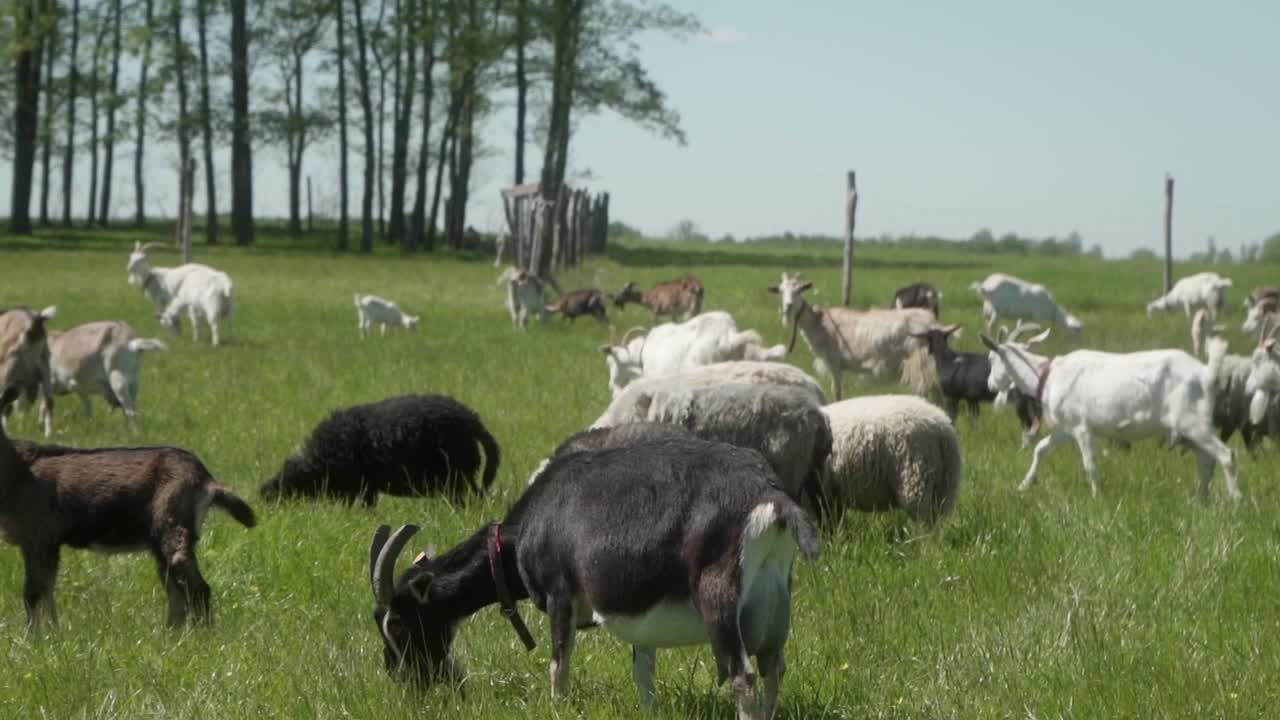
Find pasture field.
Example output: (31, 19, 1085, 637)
(2, 228, 1279, 720)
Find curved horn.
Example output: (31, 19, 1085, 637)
(619, 326, 648, 347)
(1260, 315, 1274, 346)
(369, 525, 391, 600)
(139, 241, 167, 253)
(1008, 321, 1042, 343)
(372, 524, 419, 605)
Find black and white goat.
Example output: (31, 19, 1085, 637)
(893, 282, 942, 318)
(369, 436, 820, 720)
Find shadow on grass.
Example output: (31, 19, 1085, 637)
(605, 242, 985, 272)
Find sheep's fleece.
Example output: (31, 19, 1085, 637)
(821, 394, 962, 524)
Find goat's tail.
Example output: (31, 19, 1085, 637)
(475, 422, 502, 494)
(776, 501, 822, 562)
(127, 337, 168, 353)
(210, 483, 258, 528)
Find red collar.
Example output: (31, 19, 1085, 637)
(487, 523, 537, 652)
(1035, 360, 1053, 404)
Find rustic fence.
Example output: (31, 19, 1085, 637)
(500, 182, 609, 275)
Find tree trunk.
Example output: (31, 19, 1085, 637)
(537, 0, 584, 277)
(336, 0, 349, 250)
(86, 13, 106, 225)
(98, 0, 123, 226)
(388, 0, 416, 246)
(195, 0, 217, 243)
(172, 0, 191, 214)
(286, 49, 307, 238)
(370, 0, 388, 243)
(513, 0, 527, 185)
(133, 0, 152, 226)
(61, 0, 80, 227)
(427, 88, 460, 252)
(408, 2, 435, 253)
(229, 0, 254, 245)
(10, 0, 52, 235)
(38, 21, 57, 226)
(352, 0, 376, 252)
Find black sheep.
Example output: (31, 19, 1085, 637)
(262, 394, 500, 505)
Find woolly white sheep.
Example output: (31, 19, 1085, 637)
(819, 395, 962, 525)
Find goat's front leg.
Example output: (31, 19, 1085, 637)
(547, 595, 576, 698)
(21, 544, 60, 630)
(1072, 429, 1100, 497)
(632, 646, 658, 708)
(210, 318, 221, 347)
(39, 375, 54, 437)
(1021, 430, 1068, 492)
(831, 371, 843, 402)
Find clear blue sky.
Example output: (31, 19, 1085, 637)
(7, 1, 1277, 258)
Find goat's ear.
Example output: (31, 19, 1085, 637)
(38, 305, 56, 319)
(766, 286, 780, 294)
(598, 344, 615, 356)
(407, 571, 433, 604)
(996, 326, 1009, 343)
(979, 334, 998, 351)
(944, 324, 961, 337)
(799, 282, 813, 293)
(1264, 338, 1276, 353)
(133, 241, 142, 251)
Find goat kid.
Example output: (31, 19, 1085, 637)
(48, 320, 167, 422)
(545, 288, 609, 324)
(354, 294, 420, 337)
(157, 267, 235, 346)
(0, 423, 256, 628)
(370, 437, 819, 720)
(970, 273, 1083, 336)
(1147, 272, 1232, 321)
(496, 266, 549, 330)
(613, 275, 705, 321)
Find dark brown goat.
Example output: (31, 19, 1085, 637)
(545, 288, 608, 323)
(612, 274, 704, 320)
(0, 425, 256, 629)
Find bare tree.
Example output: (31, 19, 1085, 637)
(335, 0, 350, 250)
(38, 14, 58, 226)
(9, 0, 55, 235)
(194, 0, 217, 242)
(85, 5, 108, 225)
(98, 0, 124, 226)
(352, 0, 377, 252)
(408, 0, 438, 252)
(387, 0, 418, 245)
(133, 0, 155, 226)
(61, 0, 81, 227)
(229, 0, 254, 245)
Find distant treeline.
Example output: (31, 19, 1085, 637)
(611, 221, 1280, 264)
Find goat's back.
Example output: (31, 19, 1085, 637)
(1044, 349, 1214, 435)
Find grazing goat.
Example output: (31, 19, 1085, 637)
(527, 422, 695, 485)
(0, 425, 256, 628)
(157, 266, 235, 346)
(1146, 271, 1232, 321)
(613, 275, 705, 321)
(970, 273, 1083, 335)
(496, 266, 548, 330)
(262, 394, 499, 505)
(593, 360, 827, 427)
(819, 395, 963, 525)
(545, 288, 608, 324)
(591, 381, 831, 504)
(599, 311, 786, 398)
(893, 282, 942, 318)
(982, 332, 1239, 501)
(768, 273, 936, 400)
(354, 293, 420, 337)
(1242, 285, 1279, 310)
(1246, 318, 1280, 428)
(47, 320, 167, 423)
(369, 436, 820, 719)
(125, 242, 216, 311)
(1205, 336, 1279, 453)
(0, 306, 57, 437)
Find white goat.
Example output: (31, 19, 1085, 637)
(970, 273, 1083, 336)
(495, 266, 548, 330)
(982, 332, 1239, 501)
(1242, 297, 1279, 339)
(1146, 271, 1232, 320)
(768, 273, 936, 400)
(125, 242, 216, 311)
(1246, 317, 1280, 427)
(47, 321, 167, 422)
(592, 360, 826, 428)
(599, 311, 786, 398)
(353, 294, 419, 337)
(157, 267, 235, 346)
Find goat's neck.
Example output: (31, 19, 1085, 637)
(792, 300, 831, 353)
(428, 524, 529, 622)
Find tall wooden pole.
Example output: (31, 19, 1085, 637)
(842, 171, 858, 307)
(1163, 174, 1174, 293)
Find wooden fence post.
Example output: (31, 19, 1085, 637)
(1163, 174, 1174, 293)
(307, 176, 314, 232)
(842, 171, 858, 307)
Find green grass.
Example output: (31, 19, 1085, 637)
(2, 227, 1279, 719)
